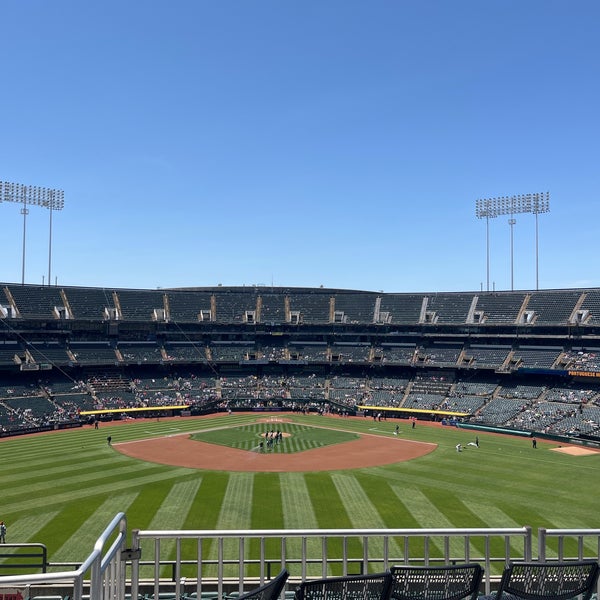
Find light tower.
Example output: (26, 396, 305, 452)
(476, 192, 550, 291)
(0, 181, 65, 285)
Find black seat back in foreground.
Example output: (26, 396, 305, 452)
(390, 564, 483, 600)
(237, 569, 290, 600)
(294, 572, 393, 600)
(495, 561, 600, 600)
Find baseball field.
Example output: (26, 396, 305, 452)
(1, 412, 598, 567)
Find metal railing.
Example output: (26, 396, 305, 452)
(130, 526, 533, 599)
(0, 513, 127, 600)
(4, 519, 600, 600)
(0, 544, 48, 574)
(538, 528, 600, 597)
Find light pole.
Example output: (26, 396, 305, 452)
(0, 181, 65, 284)
(475, 198, 499, 292)
(475, 192, 550, 291)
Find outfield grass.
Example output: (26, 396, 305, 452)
(0, 412, 598, 565)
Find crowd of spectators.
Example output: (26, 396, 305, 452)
(0, 370, 599, 440)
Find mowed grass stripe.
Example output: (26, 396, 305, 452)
(331, 473, 403, 568)
(419, 486, 492, 559)
(247, 474, 284, 575)
(1, 510, 61, 562)
(51, 491, 140, 561)
(304, 472, 356, 577)
(280, 473, 321, 571)
(0, 462, 182, 503)
(305, 473, 352, 529)
(251, 473, 283, 528)
(389, 484, 455, 558)
(217, 473, 254, 529)
(141, 479, 204, 577)
(459, 500, 525, 568)
(332, 473, 387, 528)
(210, 473, 254, 578)
(0, 456, 135, 486)
(280, 473, 319, 529)
(3, 467, 196, 514)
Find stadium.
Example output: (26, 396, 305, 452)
(2, 2, 600, 598)
(0, 282, 599, 598)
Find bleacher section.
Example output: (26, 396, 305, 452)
(472, 292, 526, 325)
(1, 283, 600, 442)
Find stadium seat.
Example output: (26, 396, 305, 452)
(227, 569, 289, 600)
(389, 564, 483, 600)
(294, 571, 393, 600)
(489, 560, 600, 600)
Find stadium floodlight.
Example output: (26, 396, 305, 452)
(476, 192, 550, 291)
(0, 181, 65, 285)
(475, 199, 500, 292)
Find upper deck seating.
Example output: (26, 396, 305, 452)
(257, 292, 287, 324)
(577, 289, 600, 325)
(114, 289, 165, 321)
(525, 290, 582, 324)
(473, 292, 526, 325)
(4, 284, 64, 319)
(332, 292, 378, 324)
(288, 292, 331, 324)
(0, 343, 21, 366)
(165, 290, 213, 322)
(62, 286, 117, 319)
(378, 294, 424, 324)
(213, 290, 256, 324)
(425, 293, 474, 324)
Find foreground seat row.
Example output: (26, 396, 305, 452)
(234, 560, 600, 600)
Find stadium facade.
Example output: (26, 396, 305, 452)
(0, 283, 599, 444)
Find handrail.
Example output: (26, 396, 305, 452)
(538, 528, 600, 597)
(538, 528, 600, 561)
(0, 544, 48, 573)
(130, 526, 532, 598)
(8, 520, 600, 600)
(0, 512, 127, 600)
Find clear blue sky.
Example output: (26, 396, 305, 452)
(1, 1, 598, 293)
